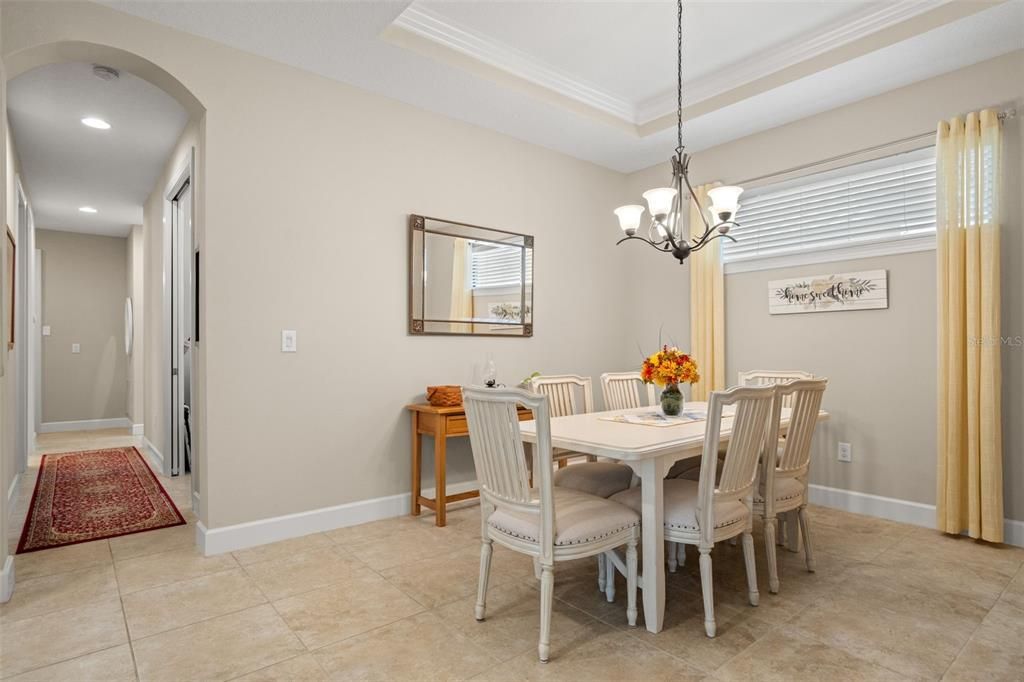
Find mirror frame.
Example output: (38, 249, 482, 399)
(408, 214, 534, 337)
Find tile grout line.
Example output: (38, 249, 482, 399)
(110, 541, 143, 682)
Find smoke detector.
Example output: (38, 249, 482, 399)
(92, 65, 120, 81)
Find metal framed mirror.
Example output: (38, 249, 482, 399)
(409, 215, 533, 337)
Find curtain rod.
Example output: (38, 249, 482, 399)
(736, 107, 1017, 187)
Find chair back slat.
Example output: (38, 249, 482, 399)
(528, 374, 593, 417)
(776, 379, 828, 474)
(737, 369, 814, 409)
(463, 387, 548, 507)
(717, 388, 777, 496)
(600, 372, 656, 410)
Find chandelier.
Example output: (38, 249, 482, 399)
(613, 0, 743, 264)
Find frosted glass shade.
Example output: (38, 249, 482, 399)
(707, 185, 743, 214)
(642, 187, 677, 218)
(614, 205, 645, 235)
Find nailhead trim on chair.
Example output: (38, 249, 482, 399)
(488, 519, 640, 546)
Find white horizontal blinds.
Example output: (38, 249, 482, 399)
(470, 241, 533, 289)
(724, 148, 936, 264)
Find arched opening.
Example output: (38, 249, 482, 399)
(3, 40, 209, 570)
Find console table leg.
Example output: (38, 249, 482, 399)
(411, 420, 422, 516)
(434, 423, 448, 527)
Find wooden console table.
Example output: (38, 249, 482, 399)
(407, 402, 532, 527)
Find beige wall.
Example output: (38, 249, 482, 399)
(36, 229, 127, 423)
(626, 51, 1024, 523)
(126, 224, 144, 425)
(0, 9, 11, 592)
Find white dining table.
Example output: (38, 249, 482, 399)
(519, 402, 829, 634)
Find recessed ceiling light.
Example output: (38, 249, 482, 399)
(79, 206, 98, 214)
(81, 117, 111, 130)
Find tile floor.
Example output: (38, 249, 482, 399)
(2, 430, 1023, 681)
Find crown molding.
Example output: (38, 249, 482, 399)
(392, 0, 958, 129)
(392, 3, 636, 123)
(637, 0, 955, 123)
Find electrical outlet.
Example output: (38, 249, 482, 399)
(281, 330, 297, 353)
(838, 442, 852, 463)
(71, 343, 81, 354)
(42, 325, 51, 336)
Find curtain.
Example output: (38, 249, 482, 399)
(450, 238, 474, 334)
(936, 110, 1003, 542)
(689, 182, 725, 401)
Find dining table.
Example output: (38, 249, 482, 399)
(518, 401, 829, 634)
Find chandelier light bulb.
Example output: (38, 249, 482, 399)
(642, 187, 677, 219)
(613, 205, 645, 235)
(707, 186, 744, 214)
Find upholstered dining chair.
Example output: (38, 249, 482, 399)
(612, 384, 777, 637)
(527, 374, 634, 597)
(755, 378, 828, 593)
(600, 372, 656, 410)
(462, 386, 640, 661)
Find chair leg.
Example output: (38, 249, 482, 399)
(798, 506, 816, 572)
(604, 557, 616, 603)
(698, 546, 716, 638)
(729, 536, 738, 547)
(764, 516, 780, 594)
(597, 553, 606, 592)
(741, 530, 760, 607)
(475, 539, 493, 621)
(777, 516, 788, 546)
(785, 510, 801, 553)
(677, 542, 686, 568)
(626, 541, 638, 627)
(667, 541, 678, 573)
(538, 564, 554, 662)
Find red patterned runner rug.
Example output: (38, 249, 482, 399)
(17, 447, 186, 553)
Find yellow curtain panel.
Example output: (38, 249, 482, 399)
(935, 110, 1003, 542)
(689, 183, 725, 401)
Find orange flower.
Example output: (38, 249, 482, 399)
(641, 346, 699, 387)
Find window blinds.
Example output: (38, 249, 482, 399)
(470, 242, 532, 289)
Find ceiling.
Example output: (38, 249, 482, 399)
(97, 0, 1023, 173)
(8, 62, 188, 237)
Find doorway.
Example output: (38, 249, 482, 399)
(167, 155, 199, 511)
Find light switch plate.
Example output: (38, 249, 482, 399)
(71, 343, 81, 354)
(42, 325, 51, 336)
(281, 330, 297, 353)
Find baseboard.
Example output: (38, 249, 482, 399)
(0, 555, 14, 603)
(131, 423, 145, 436)
(6, 471, 21, 518)
(808, 484, 1024, 548)
(197, 480, 479, 556)
(141, 437, 164, 473)
(39, 417, 131, 433)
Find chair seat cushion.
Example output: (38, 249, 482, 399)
(488, 488, 639, 546)
(553, 462, 633, 498)
(610, 479, 748, 533)
(756, 476, 805, 504)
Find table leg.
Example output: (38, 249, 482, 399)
(636, 456, 666, 633)
(434, 422, 447, 527)
(411, 420, 422, 517)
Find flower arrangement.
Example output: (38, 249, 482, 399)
(641, 346, 699, 416)
(641, 346, 700, 387)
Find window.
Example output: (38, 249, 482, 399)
(723, 147, 936, 270)
(470, 241, 532, 290)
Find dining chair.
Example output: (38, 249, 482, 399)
(528, 374, 634, 596)
(600, 372, 656, 410)
(462, 386, 640, 661)
(611, 384, 777, 637)
(755, 378, 828, 593)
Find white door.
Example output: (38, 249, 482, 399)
(170, 181, 192, 481)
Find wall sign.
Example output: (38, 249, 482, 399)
(768, 269, 888, 314)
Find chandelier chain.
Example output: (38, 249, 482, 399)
(676, 0, 683, 156)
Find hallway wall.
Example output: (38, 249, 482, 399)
(126, 225, 144, 428)
(36, 229, 128, 424)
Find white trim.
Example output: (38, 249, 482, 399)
(131, 423, 145, 436)
(0, 556, 14, 603)
(635, 0, 952, 123)
(393, 1, 950, 126)
(724, 234, 936, 275)
(38, 417, 131, 433)
(6, 471, 21, 518)
(197, 481, 479, 556)
(808, 484, 1024, 548)
(141, 436, 164, 473)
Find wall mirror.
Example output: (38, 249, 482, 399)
(409, 215, 533, 337)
